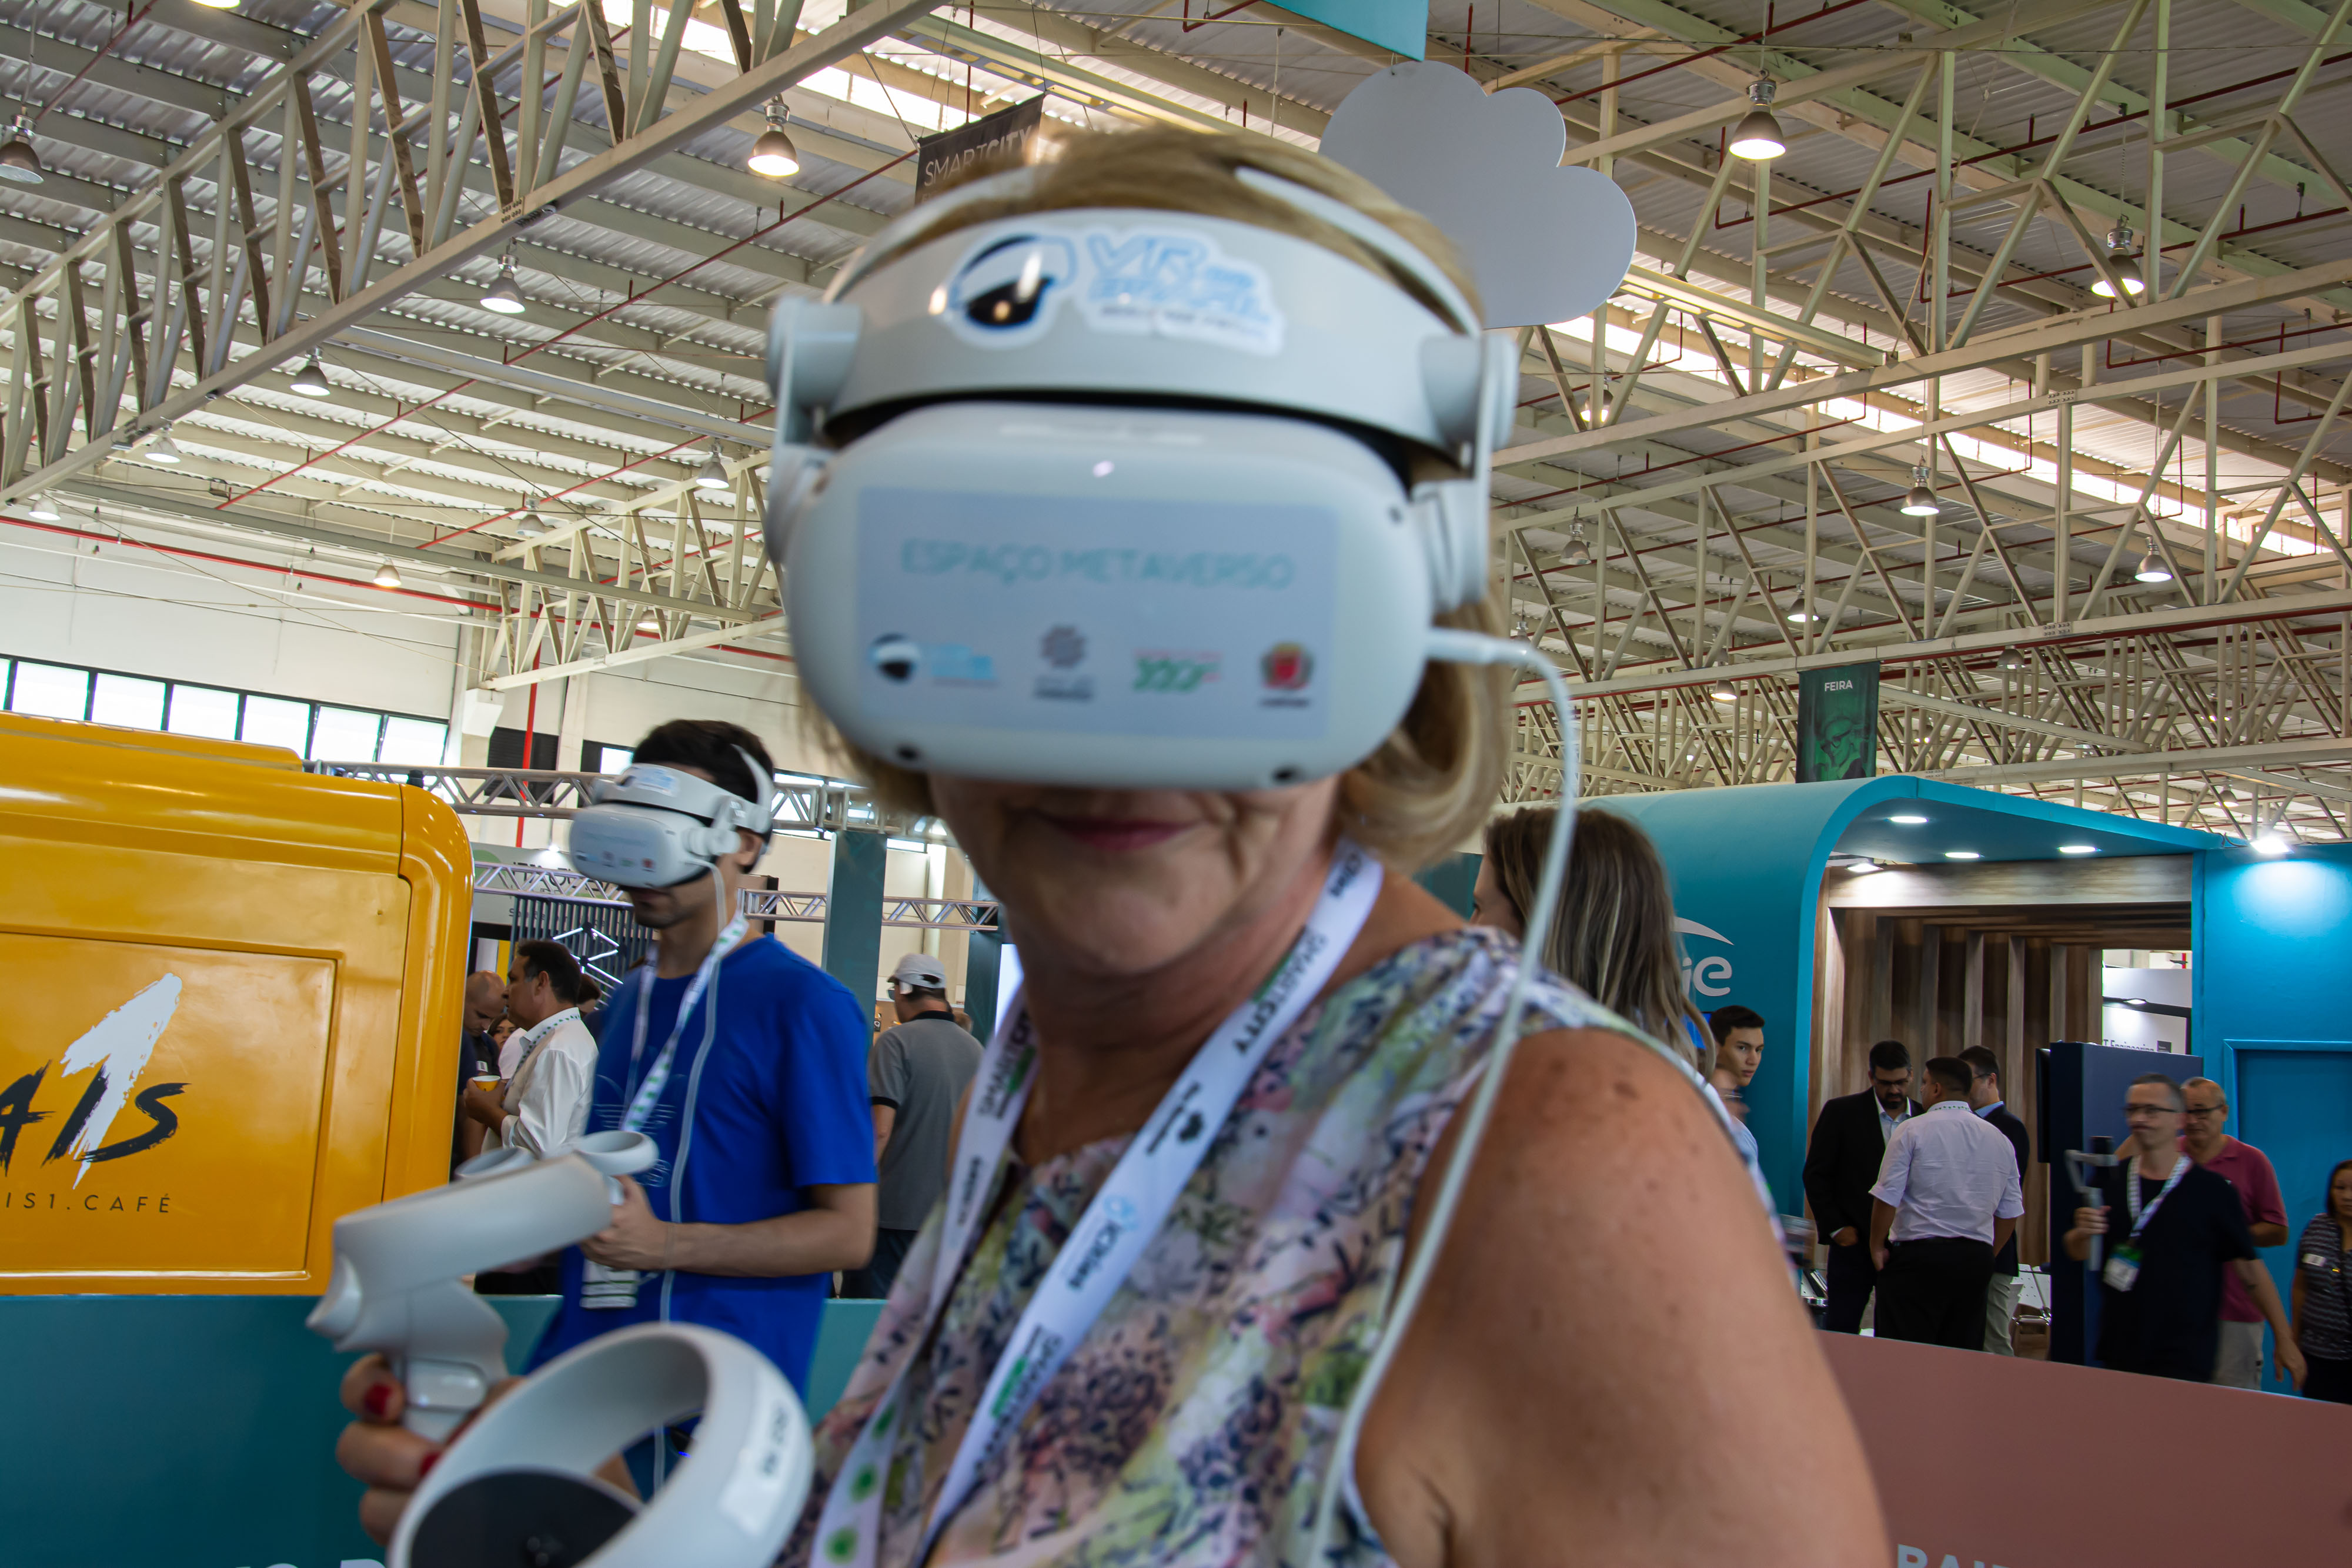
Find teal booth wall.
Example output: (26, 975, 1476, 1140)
(1, 1295, 884, 1568)
(1599, 777, 2215, 1211)
(2194, 840, 2352, 1394)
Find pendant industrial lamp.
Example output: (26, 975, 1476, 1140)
(2091, 225, 2146, 297)
(25, 493, 60, 520)
(2133, 537, 2174, 583)
(517, 506, 548, 537)
(141, 425, 184, 463)
(480, 254, 527, 315)
(1899, 465, 1939, 515)
(693, 447, 731, 489)
(373, 560, 403, 589)
(288, 353, 332, 397)
(0, 111, 41, 184)
(1727, 80, 1786, 161)
(1708, 666, 1738, 702)
(747, 102, 800, 179)
(1562, 521, 1593, 568)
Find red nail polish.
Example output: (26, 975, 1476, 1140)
(362, 1383, 394, 1420)
(417, 1450, 441, 1480)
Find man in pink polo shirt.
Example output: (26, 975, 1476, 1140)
(2183, 1076, 2290, 1388)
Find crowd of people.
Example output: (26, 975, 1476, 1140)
(435, 761, 2351, 1415)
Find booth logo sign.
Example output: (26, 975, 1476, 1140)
(1675, 917, 1735, 999)
(0, 975, 188, 1183)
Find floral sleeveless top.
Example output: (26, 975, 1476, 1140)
(786, 928, 1623, 1568)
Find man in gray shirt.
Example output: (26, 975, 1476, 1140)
(843, 952, 982, 1298)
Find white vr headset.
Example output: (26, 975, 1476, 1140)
(567, 753, 776, 889)
(763, 162, 1525, 790)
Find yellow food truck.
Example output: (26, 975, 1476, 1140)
(0, 712, 470, 1294)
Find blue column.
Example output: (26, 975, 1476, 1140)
(963, 871, 1003, 1037)
(822, 828, 885, 1028)
(965, 926, 1003, 1039)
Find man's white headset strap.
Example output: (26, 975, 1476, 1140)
(813, 842, 1385, 1568)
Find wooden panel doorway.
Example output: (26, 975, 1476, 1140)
(1813, 857, 2194, 1265)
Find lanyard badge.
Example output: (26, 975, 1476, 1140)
(2103, 1156, 2189, 1294)
(813, 844, 1382, 1568)
(580, 911, 752, 1313)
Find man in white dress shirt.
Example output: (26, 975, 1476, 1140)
(463, 940, 600, 1159)
(1867, 1055, 2023, 1350)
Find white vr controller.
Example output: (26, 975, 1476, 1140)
(313, 1129, 814, 1568)
(308, 1129, 660, 1440)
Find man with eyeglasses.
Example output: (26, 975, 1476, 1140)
(2064, 1073, 2304, 1388)
(2180, 1076, 2290, 1388)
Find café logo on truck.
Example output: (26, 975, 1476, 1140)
(0, 975, 186, 1185)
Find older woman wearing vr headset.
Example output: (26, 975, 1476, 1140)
(336, 128, 1880, 1567)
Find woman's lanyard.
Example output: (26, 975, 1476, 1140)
(623, 910, 749, 1134)
(813, 843, 1384, 1568)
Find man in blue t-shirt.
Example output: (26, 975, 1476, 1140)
(527, 719, 876, 1395)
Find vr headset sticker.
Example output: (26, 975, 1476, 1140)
(761, 163, 1545, 791)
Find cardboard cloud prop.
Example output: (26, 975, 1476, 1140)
(1319, 62, 1638, 331)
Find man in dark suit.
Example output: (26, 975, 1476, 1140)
(1803, 1039, 1924, 1332)
(1960, 1045, 2033, 1353)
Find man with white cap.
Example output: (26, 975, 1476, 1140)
(844, 951, 983, 1298)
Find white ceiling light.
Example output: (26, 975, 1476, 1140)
(1889, 813, 1929, 825)
(2251, 831, 2290, 856)
(188, 0, 240, 9)
(480, 255, 527, 315)
(288, 354, 332, 397)
(1563, 523, 1592, 569)
(24, 493, 61, 521)
(693, 447, 731, 490)
(2058, 844, 2099, 855)
(1728, 79, 1785, 161)
(373, 560, 403, 589)
(0, 112, 44, 185)
(1945, 850, 1982, 860)
(1899, 464, 1939, 515)
(2000, 651, 2029, 670)
(2092, 225, 2146, 297)
(748, 102, 800, 179)
(2133, 541, 2173, 583)
(141, 426, 184, 463)
(1846, 860, 1883, 875)
(1708, 672, 1737, 701)
(517, 507, 548, 537)
(637, 611, 661, 634)
(1786, 608, 1817, 623)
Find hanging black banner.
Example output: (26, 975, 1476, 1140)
(916, 96, 1046, 194)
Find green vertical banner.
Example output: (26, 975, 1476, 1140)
(1796, 661, 1880, 782)
(823, 828, 886, 1027)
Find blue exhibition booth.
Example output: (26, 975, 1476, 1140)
(1599, 775, 2352, 1388)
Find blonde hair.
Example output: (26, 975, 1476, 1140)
(1482, 806, 1713, 1060)
(804, 126, 1511, 870)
